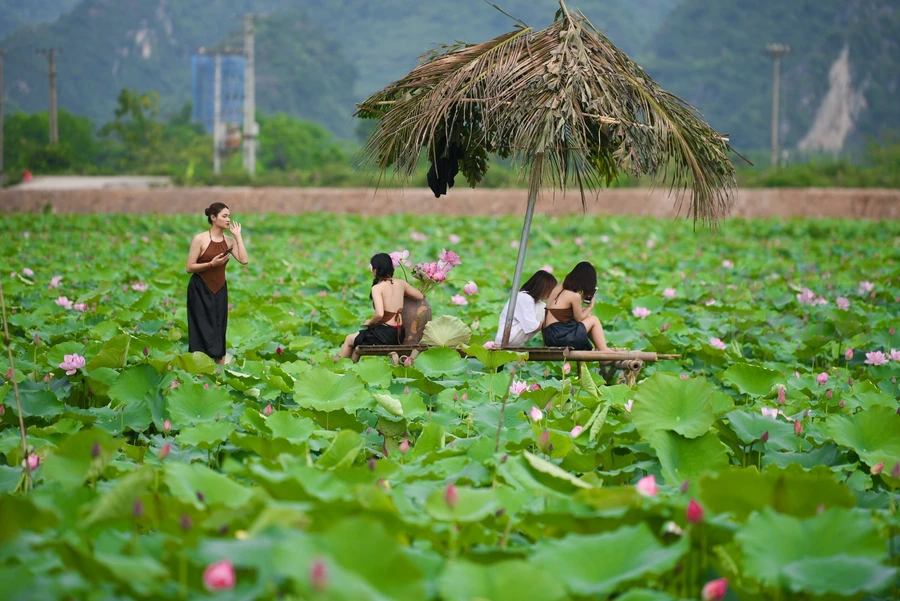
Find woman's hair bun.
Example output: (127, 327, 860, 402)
(204, 207, 212, 216)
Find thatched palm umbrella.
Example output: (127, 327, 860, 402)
(356, 0, 736, 346)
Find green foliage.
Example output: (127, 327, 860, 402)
(1, 212, 900, 600)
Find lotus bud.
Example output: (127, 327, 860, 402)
(22, 454, 40, 471)
(500, 454, 508, 463)
(33, 333, 40, 345)
(661, 322, 669, 332)
(461, 393, 468, 401)
(701, 578, 728, 601)
(760, 431, 769, 444)
(680, 480, 690, 494)
(794, 420, 804, 436)
(197, 491, 206, 502)
(263, 403, 273, 416)
(180, 513, 192, 531)
(399, 439, 410, 454)
(403, 386, 410, 394)
(870, 462, 885, 475)
(845, 348, 853, 361)
(531, 383, 541, 391)
(44, 373, 51, 383)
(203, 560, 236, 591)
(310, 558, 329, 592)
(529, 406, 543, 422)
(133, 499, 144, 518)
(91, 441, 101, 459)
(570, 425, 584, 438)
(816, 372, 828, 386)
(686, 499, 704, 523)
(562, 362, 571, 375)
(839, 400, 846, 408)
(4, 369, 12, 381)
(445, 483, 459, 508)
(143, 346, 149, 357)
(453, 393, 458, 401)
(276, 346, 283, 355)
(892, 463, 900, 479)
(891, 327, 896, 335)
(163, 419, 171, 433)
(538, 430, 551, 452)
(368, 457, 377, 471)
(680, 373, 688, 380)
(159, 443, 171, 460)
(0, 406, 4, 416)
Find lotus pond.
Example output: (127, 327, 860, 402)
(1, 212, 900, 601)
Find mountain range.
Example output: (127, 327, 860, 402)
(1, 0, 897, 152)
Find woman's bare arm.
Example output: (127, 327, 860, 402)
(403, 281, 425, 300)
(364, 286, 385, 326)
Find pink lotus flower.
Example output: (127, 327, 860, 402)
(444, 483, 459, 508)
(73, 303, 88, 312)
(22, 454, 40, 471)
(865, 351, 889, 366)
(705, 299, 716, 306)
(680, 373, 687, 380)
(646, 239, 656, 249)
(410, 232, 428, 242)
(49, 275, 63, 289)
(632, 307, 651, 319)
(686, 499, 704, 523)
(530, 383, 541, 391)
(889, 349, 900, 361)
(570, 425, 584, 438)
(635, 475, 658, 497)
(463, 281, 478, 296)
(797, 288, 827, 306)
(55, 296, 73, 310)
(131, 281, 148, 292)
(451, 294, 467, 306)
(539, 265, 554, 274)
(574, 237, 584, 246)
(722, 260, 734, 269)
(663, 288, 676, 299)
(836, 297, 850, 310)
(509, 381, 529, 397)
(59, 353, 85, 375)
(438, 249, 461, 267)
(845, 348, 854, 361)
(22, 268, 34, 277)
(529, 406, 543, 422)
(624, 399, 634, 413)
(816, 372, 829, 386)
(203, 560, 236, 591)
(432, 270, 447, 282)
(709, 337, 727, 350)
(483, 341, 498, 350)
(170, 380, 180, 390)
(701, 578, 728, 601)
(448, 234, 461, 244)
(859, 281, 874, 294)
(389, 250, 410, 268)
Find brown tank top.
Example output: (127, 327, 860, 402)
(198, 237, 229, 294)
(547, 291, 574, 322)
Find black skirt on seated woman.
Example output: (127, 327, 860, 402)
(542, 321, 592, 351)
(355, 324, 404, 347)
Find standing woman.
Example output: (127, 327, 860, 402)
(542, 261, 609, 351)
(185, 203, 249, 364)
(336, 252, 424, 362)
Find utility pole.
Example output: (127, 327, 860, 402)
(765, 43, 790, 168)
(0, 49, 5, 184)
(37, 49, 59, 145)
(242, 14, 257, 177)
(213, 54, 222, 175)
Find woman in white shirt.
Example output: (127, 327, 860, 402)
(494, 270, 558, 346)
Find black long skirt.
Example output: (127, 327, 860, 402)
(543, 321, 592, 351)
(355, 324, 403, 347)
(187, 274, 228, 359)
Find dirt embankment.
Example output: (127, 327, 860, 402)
(1, 187, 898, 220)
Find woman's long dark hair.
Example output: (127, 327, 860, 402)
(520, 270, 558, 301)
(562, 262, 597, 298)
(369, 253, 395, 297)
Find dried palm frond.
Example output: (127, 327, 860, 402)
(356, 0, 736, 226)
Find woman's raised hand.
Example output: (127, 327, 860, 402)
(229, 222, 242, 238)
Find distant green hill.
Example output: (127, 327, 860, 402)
(640, 0, 900, 153)
(0, 0, 80, 38)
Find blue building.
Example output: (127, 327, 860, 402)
(191, 54, 246, 134)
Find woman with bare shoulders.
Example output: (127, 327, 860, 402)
(336, 252, 424, 362)
(185, 203, 250, 364)
(542, 261, 609, 351)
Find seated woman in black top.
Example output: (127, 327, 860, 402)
(542, 261, 610, 351)
(335, 252, 424, 362)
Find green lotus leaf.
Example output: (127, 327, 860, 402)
(175, 421, 235, 449)
(723, 362, 785, 397)
(825, 405, 900, 468)
(350, 359, 394, 387)
(699, 465, 856, 520)
(736, 507, 892, 595)
(84, 334, 131, 371)
(410, 422, 445, 459)
(414, 347, 467, 376)
(293, 368, 368, 413)
(5, 387, 64, 419)
(108, 364, 167, 425)
(164, 461, 254, 509)
(425, 485, 501, 522)
(166, 379, 233, 426)
(316, 429, 363, 470)
(373, 393, 404, 417)
(266, 411, 316, 444)
(42, 429, 122, 488)
(631, 373, 717, 439)
(420, 315, 472, 347)
(649, 430, 730, 486)
(173, 351, 216, 375)
(463, 344, 526, 369)
(531, 523, 688, 596)
(725, 409, 798, 451)
(83, 465, 156, 526)
(523, 451, 592, 489)
(438, 559, 566, 601)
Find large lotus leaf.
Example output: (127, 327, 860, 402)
(266, 412, 316, 444)
(107, 365, 166, 426)
(350, 359, 394, 387)
(631, 373, 716, 439)
(420, 315, 472, 347)
(5, 387, 64, 419)
(93, 552, 169, 591)
(725, 410, 797, 451)
(699, 465, 856, 521)
(164, 461, 254, 509)
(316, 429, 363, 470)
(293, 368, 368, 413)
(84, 334, 131, 371)
(463, 344, 526, 369)
(0, 494, 59, 544)
(762, 444, 850, 471)
(736, 507, 893, 595)
(173, 351, 216, 375)
(414, 347, 466, 377)
(531, 524, 688, 597)
(323, 518, 426, 601)
(438, 559, 566, 601)
(649, 430, 730, 486)
(42, 429, 121, 488)
(722, 362, 785, 397)
(83, 466, 156, 526)
(175, 421, 235, 449)
(425, 485, 501, 522)
(825, 405, 900, 468)
(410, 423, 445, 459)
(166, 380, 233, 426)
(497, 453, 591, 497)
